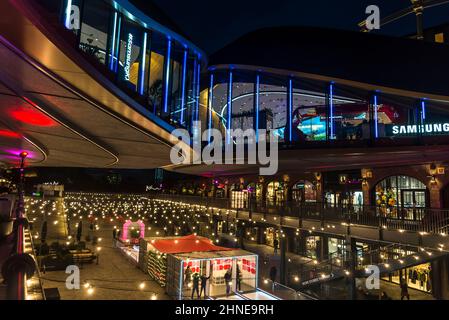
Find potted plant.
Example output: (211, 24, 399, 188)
(0, 215, 13, 238)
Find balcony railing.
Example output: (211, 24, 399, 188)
(149, 194, 449, 235)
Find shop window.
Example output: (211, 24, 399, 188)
(231, 191, 248, 209)
(292, 180, 316, 203)
(330, 85, 370, 140)
(79, 0, 111, 65)
(292, 80, 328, 142)
(117, 18, 145, 92)
(383, 263, 432, 293)
(376, 94, 417, 139)
(148, 32, 166, 116)
(259, 75, 287, 142)
(306, 236, 320, 259)
(266, 181, 285, 204)
(375, 175, 427, 220)
(435, 32, 445, 43)
(168, 42, 185, 124)
(264, 227, 279, 247)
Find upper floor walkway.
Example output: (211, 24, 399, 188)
(152, 194, 449, 252)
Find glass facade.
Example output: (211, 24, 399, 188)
(38, 0, 449, 144)
(202, 68, 449, 145)
(39, 0, 203, 132)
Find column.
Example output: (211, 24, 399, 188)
(345, 236, 357, 300)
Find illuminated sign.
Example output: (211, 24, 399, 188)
(124, 33, 134, 81)
(392, 123, 449, 135)
(146, 185, 161, 191)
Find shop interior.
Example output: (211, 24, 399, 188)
(181, 255, 258, 299)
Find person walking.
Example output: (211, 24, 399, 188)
(224, 269, 232, 297)
(273, 238, 279, 255)
(236, 265, 243, 292)
(199, 273, 211, 298)
(269, 266, 277, 289)
(184, 266, 192, 287)
(112, 229, 117, 247)
(191, 273, 200, 299)
(400, 279, 410, 300)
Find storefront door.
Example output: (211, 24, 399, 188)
(401, 189, 426, 220)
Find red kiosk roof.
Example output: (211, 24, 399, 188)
(149, 235, 232, 254)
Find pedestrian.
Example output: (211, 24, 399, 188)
(236, 265, 242, 292)
(191, 273, 200, 299)
(269, 266, 277, 285)
(184, 266, 192, 287)
(199, 273, 211, 298)
(400, 279, 410, 300)
(273, 238, 279, 255)
(224, 269, 232, 297)
(112, 229, 117, 247)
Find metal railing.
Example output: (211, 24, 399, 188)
(151, 194, 449, 235)
(258, 279, 317, 300)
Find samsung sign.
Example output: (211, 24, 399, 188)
(124, 33, 134, 81)
(391, 123, 449, 136)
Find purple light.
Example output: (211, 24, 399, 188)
(3, 149, 36, 159)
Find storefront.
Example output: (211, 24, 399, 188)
(138, 235, 258, 299)
(264, 227, 279, 247)
(375, 175, 428, 220)
(323, 171, 363, 207)
(328, 237, 345, 256)
(383, 263, 432, 293)
(292, 180, 316, 203)
(306, 236, 321, 259)
(231, 190, 248, 209)
(266, 181, 285, 204)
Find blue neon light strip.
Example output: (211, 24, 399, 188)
(227, 71, 233, 144)
(114, 15, 122, 72)
(163, 39, 172, 114)
(288, 79, 293, 142)
(421, 99, 426, 121)
(374, 94, 379, 138)
(191, 58, 198, 127)
(139, 32, 148, 95)
(65, 0, 73, 29)
(329, 83, 334, 139)
(196, 62, 201, 121)
(109, 12, 118, 71)
(180, 49, 188, 124)
(208, 73, 214, 142)
(255, 74, 260, 142)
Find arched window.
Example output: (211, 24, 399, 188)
(292, 180, 316, 203)
(375, 175, 427, 220)
(267, 181, 285, 203)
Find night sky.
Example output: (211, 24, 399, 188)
(149, 0, 449, 53)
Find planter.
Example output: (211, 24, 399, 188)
(0, 220, 13, 237)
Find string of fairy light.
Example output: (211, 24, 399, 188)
(25, 192, 449, 291)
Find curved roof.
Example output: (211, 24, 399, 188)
(209, 26, 449, 98)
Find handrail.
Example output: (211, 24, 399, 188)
(150, 194, 449, 235)
(1, 154, 41, 300)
